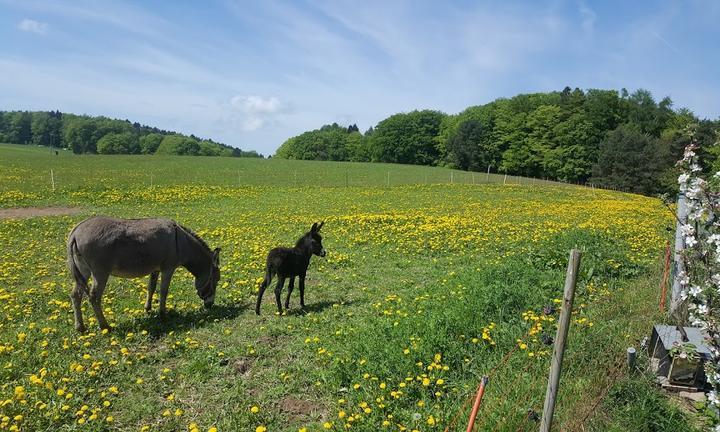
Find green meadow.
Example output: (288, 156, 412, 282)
(0, 144, 700, 431)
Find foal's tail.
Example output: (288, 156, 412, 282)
(255, 267, 273, 315)
(68, 237, 90, 296)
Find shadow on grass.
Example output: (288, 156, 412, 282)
(285, 299, 359, 316)
(114, 302, 250, 337)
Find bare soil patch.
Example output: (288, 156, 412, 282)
(0, 206, 82, 219)
(278, 396, 323, 418)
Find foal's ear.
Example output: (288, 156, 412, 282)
(311, 222, 318, 233)
(317, 221, 324, 231)
(213, 247, 221, 266)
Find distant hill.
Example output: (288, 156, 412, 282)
(275, 87, 720, 195)
(0, 110, 262, 158)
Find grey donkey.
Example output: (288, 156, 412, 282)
(67, 216, 220, 332)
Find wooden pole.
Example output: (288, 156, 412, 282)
(486, 165, 490, 183)
(503, 174, 507, 185)
(50, 169, 55, 191)
(540, 249, 581, 432)
(386, 171, 390, 187)
(451, 171, 454, 184)
(465, 376, 489, 432)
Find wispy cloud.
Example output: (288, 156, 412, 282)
(578, 1, 596, 35)
(229, 95, 286, 131)
(17, 18, 47, 35)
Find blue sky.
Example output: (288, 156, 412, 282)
(1, 0, 718, 155)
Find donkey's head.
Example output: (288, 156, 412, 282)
(298, 222, 326, 257)
(196, 247, 221, 309)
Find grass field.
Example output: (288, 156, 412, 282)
(0, 144, 699, 431)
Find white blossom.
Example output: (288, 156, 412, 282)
(709, 390, 719, 406)
(681, 224, 695, 236)
(678, 271, 690, 286)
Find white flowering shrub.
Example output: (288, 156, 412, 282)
(676, 139, 720, 425)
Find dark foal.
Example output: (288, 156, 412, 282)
(255, 222, 326, 315)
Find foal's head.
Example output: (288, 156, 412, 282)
(297, 222, 326, 257)
(196, 247, 221, 309)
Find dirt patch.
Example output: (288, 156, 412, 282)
(0, 206, 82, 219)
(231, 358, 252, 377)
(278, 396, 323, 418)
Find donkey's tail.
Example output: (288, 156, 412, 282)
(68, 237, 90, 296)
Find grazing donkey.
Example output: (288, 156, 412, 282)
(255, 222, 326, 315)
(67, 216, 221, 332)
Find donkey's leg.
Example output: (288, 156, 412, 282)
(255, 270, 272, 315)
(88, 273, 110, 330)
(158, 269, 175, 314)
(70, 283, 86, 333)
(299, 274, 307, 309)
(284, 277, 295, 310)
(145, 272, 159, 312)
(274, 277, 286, 314)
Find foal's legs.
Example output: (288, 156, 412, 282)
(299, 274, 306, 309)
(88, 272, 110, 330)
(158, 269, 175, 314)
(284, 277, 295, 310)
(145, 272, 159, 312)
(274, 277, 286, 314)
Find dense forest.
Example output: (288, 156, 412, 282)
(0, 111, 262, 158)
(275, 87, 720, 195)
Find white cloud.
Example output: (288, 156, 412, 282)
(18, 19, 48, 35)
(227, 95, 286, 131)
(231, 95, 282, 115)
(240, 116, 265, 131)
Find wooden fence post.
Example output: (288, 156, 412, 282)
(50, 169, 55, 191)
(540, 249, 582, 432)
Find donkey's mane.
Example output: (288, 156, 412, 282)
(178, 224, 212, 254)
(294, 232, 308, 248)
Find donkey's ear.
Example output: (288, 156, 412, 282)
(311, 222, 318, 233)
(213, 247, 221, 266)
(317, 221, 324, 231)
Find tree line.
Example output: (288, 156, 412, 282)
(275, 87, 720, 195)
(0, 110, 262, 158)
